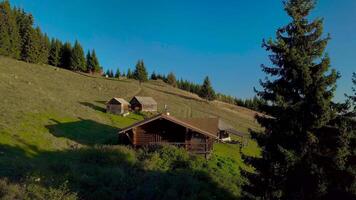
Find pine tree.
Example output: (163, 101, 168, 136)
(49, 39, 62, 67)
(199, 76, 215, 101)
(244, 0, 342, 199)
(167, 72, 177, 87)
(321, 73, 356, 199)
(150, 71, 157, 80)
(0, 1, 21, 59)
(85, 51, 92, 72)
(133, 60, 148, 82)
(86, 50, 100, 73)
(15, 8, 34, 62)
(70, 40, 86, 71)
(36, 28, 50, 64)
(115, 68, 121, 78)
(60, 42, 72, 69)
(15, 10, 41, 63)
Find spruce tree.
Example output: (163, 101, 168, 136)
(199, 76, 215, 101)
(15, 8, 35, 62)
(86, 51, 93, 72)
(60, 42, 72, 69)
(49, 39, 62, 67)
(133, 60, 148, 82)
(0, 1, 21, 59)
(244, 0, 342, 199)
(151, 71, 157, 80)
(36, 28, 50, 64)
(70, 40, 86, 71)
(115, 68, 121, 78)
(87, 50, 100, 73)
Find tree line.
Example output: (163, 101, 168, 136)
(0, 0, 101, 73)
(104, 60, 217, 101)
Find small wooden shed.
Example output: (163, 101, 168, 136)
(106, 98, 130, 115)
(130, 96, 157, 112)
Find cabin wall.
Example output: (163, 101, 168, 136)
(141, 104, 157, 112)
(122, 118, 215, 156)
(133, 119, 186, 146)
(107, 104, 123, 114)
(130, 98, 142, 111)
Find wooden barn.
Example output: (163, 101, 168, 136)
(106, 98, 130, 115)
(119, 114, 219, 156)
(130, 96, 157, 112)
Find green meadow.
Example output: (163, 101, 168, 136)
(0, 57, 260, 199)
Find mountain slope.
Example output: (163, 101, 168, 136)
(0, 56, 260, 198)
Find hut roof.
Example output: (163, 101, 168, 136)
(119, 114, 218, 139)
(132, 96, 157, 105)
(107, 98, 130, 105)
(181, 118, 220, 137)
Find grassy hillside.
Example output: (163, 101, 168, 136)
(0, 57, 260, 199)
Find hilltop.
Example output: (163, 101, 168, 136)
(0, 57, 260, 199)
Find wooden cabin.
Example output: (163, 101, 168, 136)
(130, 96, 157, 112)
(119, 114, 219, 156)
(106, 98, 130, 115)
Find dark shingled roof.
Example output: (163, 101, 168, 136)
(119, 114, 219, 139)
(107, 97, 130, 105)
(132, 96, 157, 105)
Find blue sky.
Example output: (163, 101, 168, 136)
(9, 0, 356, 101)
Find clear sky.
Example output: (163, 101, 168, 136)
(9, 0, 356, 101)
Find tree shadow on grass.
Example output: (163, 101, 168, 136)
(46, 118, 118, 146)
(79, 102, 106, 113)
(0, 144, 239, 200)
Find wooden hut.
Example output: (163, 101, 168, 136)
(119, 114, 219, 156)
(106, 98, 130, 115)
(130, 96, 157, 112)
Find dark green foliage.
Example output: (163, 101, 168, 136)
(70, 40, 86, 71)
(36, 28, 50, 64)
(150, 71, 157, 80)
(244, 0, 346, 199)
(104, 69, 114, 78)
(48, 39, 62, 67)
(86, 50, 100, 73)
(115, 68, 121, 78)
(0, 1, 100, 73)
(0, 1, 21, 59)
(177, 78, 202, 95)
(14, 8, 35, 62)
(133, 60, 148, 82)
(60, 42, 72, 69)
(199, 76, 216, 101)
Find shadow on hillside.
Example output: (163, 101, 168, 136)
(46, 118, 118, 146)
(79, 102, 106, 113)
(0, 143, 238, 200)
(144, 85, 206, 103)
(95, 100, 107, 105)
